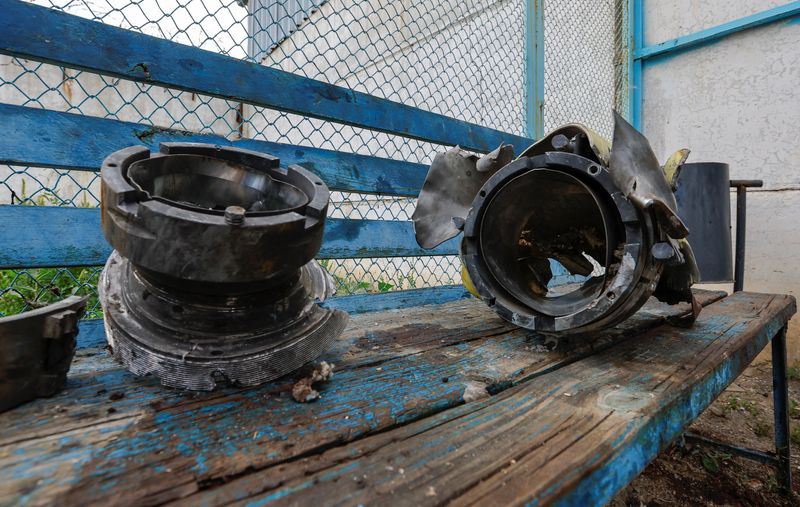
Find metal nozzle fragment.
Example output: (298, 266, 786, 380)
(99, 143, 347, 390)
(413, 113, 700, 334)
(0, 296, 87, 412)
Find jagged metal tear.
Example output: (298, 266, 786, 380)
(413, 111, 702, 324)
(607, 113, 700, 309)
(412, 144, 514, 249)
(609, 112, 689, 239)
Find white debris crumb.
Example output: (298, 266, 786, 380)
(425, 486, 437, 497)
(563, 392, 572, 397)
(292, 362, 335, 403)
(462, 380, 490, 403)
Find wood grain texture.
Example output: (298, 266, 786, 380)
(0, 103, 428, 197)
(171, 292, 795, 507)
(0, 1, 533, 154)
(0, 291, 728, 506)
(0, 205, 460, 267)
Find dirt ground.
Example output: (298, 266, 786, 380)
(610, 361, 800, 506)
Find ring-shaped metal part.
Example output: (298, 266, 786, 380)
(461, 152, 664, 334)
(99, 143, 347, 390)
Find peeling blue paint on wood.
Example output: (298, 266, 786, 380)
(0, 205, 460, 267)
(0, 291, 742, 506)
(322, 285, 471, 315)
(0, 0, 534, 154)
(0, 104, 428, 197)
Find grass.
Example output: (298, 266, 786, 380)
(0, 267, 100, 318)
(791, 424, 800, 446)
(699, 450, 731, 474)
(791, 399, 800, 419)
(317, 259, 419, 295)
(723, 395, 760, 417)
(752, 420, 770, 438)
(788, 362, 800, 381)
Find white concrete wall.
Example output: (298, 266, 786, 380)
(245, 0, 527, 163)
(641, 2, 800, 359)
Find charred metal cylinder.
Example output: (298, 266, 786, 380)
(461, 152, 663, 333)
(99, 143, 347, 390)
(414, 114, 701, 335)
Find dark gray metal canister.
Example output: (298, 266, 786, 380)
(674, 162, 733, 282)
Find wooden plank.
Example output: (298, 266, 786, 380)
(0, 291, 725, 506)
(173, 292, 795, 507)
(0, 205, 460, 268)
(74, 286, 474, 349)
(0, 103, 428, 197)
(0, 1, 534, 154)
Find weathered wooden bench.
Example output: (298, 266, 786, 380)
(0, 2, 796, 505)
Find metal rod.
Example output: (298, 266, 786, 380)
(683, 432, 779, 465)
(731, 180, 763, 292)
(772, 326, 793, 492)
(734, 186, 747, 292)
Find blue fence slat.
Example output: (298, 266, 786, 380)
(0, 104, 427, 198)
(0, 205, 459, 268)
(0, 0, 534, 154)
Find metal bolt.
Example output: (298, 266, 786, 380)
(551, 134, 570, 151)
(224, 206, 246, 226)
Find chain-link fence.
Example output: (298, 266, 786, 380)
(0, 0, 627, 318)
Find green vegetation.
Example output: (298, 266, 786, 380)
(317, 259, 420, 295)
(788, 362, 800, 381)
(723, 395, 759, 417)
(0, 267, 100, 318)
(700, 450, 730, 474)
(752, 420, 770, 438)
(791, 424, 800, 446)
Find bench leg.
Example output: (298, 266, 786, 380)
(684, 325, 793, 494)
(772, 325, 792, 493)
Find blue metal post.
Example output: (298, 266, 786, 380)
(772, 326, 792, 492)
(634, 2, 800, 61)
(525, 0, 544, 139)
(630, 0, 643, 130)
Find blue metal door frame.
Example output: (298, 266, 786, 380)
(628, 0, 800, 131)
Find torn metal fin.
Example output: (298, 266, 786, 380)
(413, 145, 513, 249)
(662, 148, 691, 190)
(476, 144, 515, 173)
(609, 111, 689, 239)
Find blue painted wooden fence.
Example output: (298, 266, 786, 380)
(0, 0, 533, 155)
(0, 0, 541, 319)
